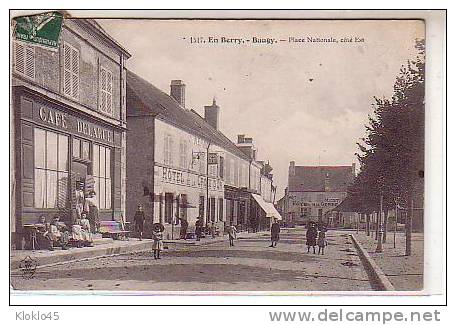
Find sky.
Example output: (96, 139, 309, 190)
(97, 19, 424, 198)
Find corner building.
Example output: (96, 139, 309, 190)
(11, 16, 130, 248)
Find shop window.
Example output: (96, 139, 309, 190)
(63, 42, 79, 100)
(100, 66, 113, 116)
(14, 42, 35, 79)
(93, 144, 112, 210)
(34, 128, 69, 208)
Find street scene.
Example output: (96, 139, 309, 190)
(10, 12, 425, 293)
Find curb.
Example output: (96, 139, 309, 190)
(11, 231, 269, 270)
(350, 234, 395, 291)
(10, 240, 153, 270)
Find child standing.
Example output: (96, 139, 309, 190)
(152, 224, 164, 259)
(317, 230, 327, 255)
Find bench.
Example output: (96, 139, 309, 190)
(98, 220, 130, 240)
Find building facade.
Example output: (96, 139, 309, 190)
(11, 16, 130, 248)
(284, 162, 356, 227)
(126, 72, 279, 238)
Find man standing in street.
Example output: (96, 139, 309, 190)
(134, 204, 146, 241)
(228, 224, 237, 246)
(270, 219, 280, 247)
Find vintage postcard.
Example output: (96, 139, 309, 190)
(9, 10, 443, 299)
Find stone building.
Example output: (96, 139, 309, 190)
(284, 162, 356, 227)
(126, 72, 280, 238)
(11, 15, 130, 248)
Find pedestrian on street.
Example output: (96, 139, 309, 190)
(269, 219, 280, 247)
(152, 223, 164, 259)
(195, 217, 203, 241)
(134, 204, 146, 241)
(317, 229, 327, 255)
(228, 225, 237, 246)
(306, 222, 318, 254)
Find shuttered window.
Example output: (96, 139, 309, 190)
(100, 66, 113, 115)
(63, 42, 79, 100)
(14, 42, 35, 79)
(164, 134, 174, 166)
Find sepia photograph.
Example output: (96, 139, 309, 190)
(8, 10, 441, 298)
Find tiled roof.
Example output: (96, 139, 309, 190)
(288, 165, 354, 192)
(126, 70, 249, 160)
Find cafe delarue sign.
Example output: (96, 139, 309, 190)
(13, 11, 63, 49)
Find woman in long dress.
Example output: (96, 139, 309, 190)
(306, 222, 318, 254)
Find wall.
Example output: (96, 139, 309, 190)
(287, 191, 348, 224)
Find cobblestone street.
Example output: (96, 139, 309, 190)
(11, 228, 372, 292)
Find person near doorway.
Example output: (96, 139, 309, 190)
(134, 204, 146, 241)
(86, 191, 99, 234)
(228, 225, 237, 246)
(270, 219, 280, 247)
(177, 215, 188, 240)
(195, 216, 203, 241)
(211, 221, 216, 238)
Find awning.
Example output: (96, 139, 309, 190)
(251, 194, 282, 220)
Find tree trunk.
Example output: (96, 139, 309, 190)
(383, 209, 388, 243)
(375, 211, 379, 240)
(405, 199, 413, 256)
(366, 213, 370, 236)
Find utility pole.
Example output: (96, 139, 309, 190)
(375, 192, 384, 253)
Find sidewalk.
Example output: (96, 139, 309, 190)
(10, 230, 269, 270)
(352, 231, 424, 291)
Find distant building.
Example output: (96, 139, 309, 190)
(284, 161, 356, 227)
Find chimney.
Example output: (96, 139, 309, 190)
(289, 161, 296, 176)
(170, 80, 185, 107)
(204, 97, 220, 130)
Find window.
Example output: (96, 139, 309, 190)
(210, 197, 216, 222)
(179, 139, 188, 168)
(100, 66, 113, 115)
(93, 144, 112, 209)
(34, 129, 69, 208)
(218, 198, 224, 221)
(63, 42, 79, 99)
(164, 134, 174, 166)
(14, 42, 35, 79)
(230, 160, 235, 184)
(165, 193, 174, 224)
(219, 156, 224, 179)
(72, 138, 90, 160)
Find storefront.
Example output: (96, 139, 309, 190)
(13, 87, 124, 247)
